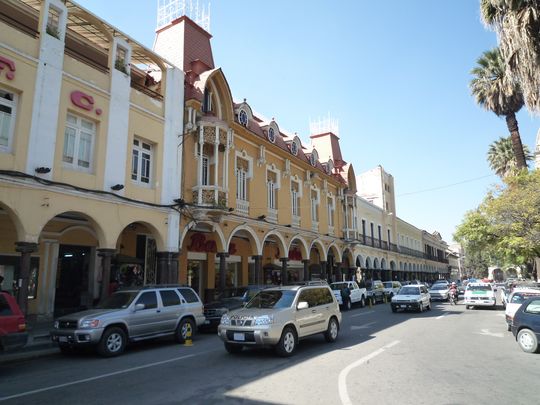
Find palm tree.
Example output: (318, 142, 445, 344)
(470, 47, 528, 170)
(487, 136, 533, 178)
(480, 0, 540, 114)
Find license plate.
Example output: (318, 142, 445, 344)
(400, 305, 407, 308)
(233, 333, 245, 341)
(204, 320, 210, 325)
(58, 336, 68, 343)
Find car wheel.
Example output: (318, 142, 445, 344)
(224, 342, 243, 354)
(466, 305, 470, 310)
(97, 327, 126, 357)
(360, 297, 366, 308)
(517, 328, 539, 353)
(275, 326, 297, 357)
(175, 318, 195, 344)
(325, 317, 339, 343)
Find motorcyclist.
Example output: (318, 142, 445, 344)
(448, 282, 458, 303)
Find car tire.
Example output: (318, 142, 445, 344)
(360, 297, 366, 308)
(224, 342, 243, 354)
(324, 317, 339, 343)
(517, 328, 539, 353)
(275, 326, 297, 357)
(97, 327, 126, 357)
(466, 305, 470, 310)
(175, 318, 195, 344)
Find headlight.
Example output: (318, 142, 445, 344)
(54, 320, 59, 329)
(253, 315, 273, 326)
(80, 319, 100, 329)
(220, 313, 230, 326)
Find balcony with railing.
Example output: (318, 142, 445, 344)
(236, 199, 249, 216)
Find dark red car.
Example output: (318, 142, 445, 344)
(0, 291, 28, 351)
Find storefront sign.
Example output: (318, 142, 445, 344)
(0, 56, 16, 80)
(70, 90, 103, 115)
(188, 233, 236, 255)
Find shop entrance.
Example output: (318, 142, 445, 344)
(54, 244, 90, 317)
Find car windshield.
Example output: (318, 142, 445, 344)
(399, 287, 419, 295)
(330, 283, 348, 291)
(383, 282, 393, 288)
(467, 285, 492, 291)
(432, 285, 447, 290)
(96, 291, 138, 309)
(511, 292, 540, 304)
(246, 290, 296, 309)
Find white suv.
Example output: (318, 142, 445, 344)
(464, 283, 496, 309)
(391, 284, 431, 312)
(218, 283, 342, 357)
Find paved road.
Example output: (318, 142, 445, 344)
(1, 298, 538, 405)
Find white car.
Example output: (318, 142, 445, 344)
(391, 285, 431, 313)
(464, 283, 496, 309)
(504, 288, 540, 331)
(429, 284, 450, 301)
(329, 281, 367, 310)
(383, 281, 402, 298)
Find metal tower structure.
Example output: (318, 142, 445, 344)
(309, 113, 339, 136)
(157, 0, 211, 32)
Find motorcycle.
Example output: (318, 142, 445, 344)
(448, 289, 458, 305)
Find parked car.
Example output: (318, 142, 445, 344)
(0, 291, 28, 352)
(429, 284, 450, 301)
(201, 286, 266, 331)
(218, 282, 342, 357)
(50, 285, 205, 357)
(391, 285, 431, 313)
(330, 281, 367, 310)
(383, 281, 402, 298)
(511, 297, 540, 353)
(505, 288, 540, 331)
(464, 283, 496, 309)
(366, 280, 386, 304)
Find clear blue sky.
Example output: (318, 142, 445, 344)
(78, 0, 539, 244)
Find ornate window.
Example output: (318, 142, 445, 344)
(236, 157, 249, 201)
(239, 109, 248, 126)
(63, 113, 95, 172)
(291, 180, 300, 217)
(327, 196, 334, 227)
(290, 141, 298, 156)
(267, 169, 279, 210)
(132, 138, 153, 185)
(311, 188, 319, 222)
(267, 127, 276, 143)
(0, 89, 16, 152)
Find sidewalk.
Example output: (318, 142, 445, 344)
(0, 318, 58, 364)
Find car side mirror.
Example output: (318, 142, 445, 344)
(134, 303, 145, 311)
(297, 301, 309, 310)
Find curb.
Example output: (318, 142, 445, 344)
(0, 345, 58, 365)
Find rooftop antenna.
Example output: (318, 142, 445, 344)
(157, 0, 211, 32)
(309, 112, 339, 136)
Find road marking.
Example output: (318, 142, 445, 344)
(436, 313, 448, 319)
(350, 322, 376, 330)
(0, 352, 204, 401)
(338, 340, 400, 405)
(475, 329, 504, 338)
(350, 310, 375, 318)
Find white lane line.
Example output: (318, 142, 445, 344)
(338, 340, 400, 405)
(436, 313, 448, 319)
(0, 352, 202, 401)
(350, 310, 375, 317)
(350, 321, 376, 330)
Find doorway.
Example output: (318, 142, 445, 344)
(55, 245, 90, 316)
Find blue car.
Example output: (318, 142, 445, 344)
(511, 297, 540, 353)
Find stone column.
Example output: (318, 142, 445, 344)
(302, 259, 309, 281)
(15, 242, 38, 315)
(157, 251, 179, 284)
(319, 261, 327, 281)
(280, 257, 289, 285)
(252, 255, 262, 285)
(98, 248, 116, 301)
(217, 252, 229, 291)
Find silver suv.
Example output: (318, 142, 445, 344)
(50, 286, 205, 357)
(217, 283, 342, 357)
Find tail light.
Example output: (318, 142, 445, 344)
(18, 317, 26, 331)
